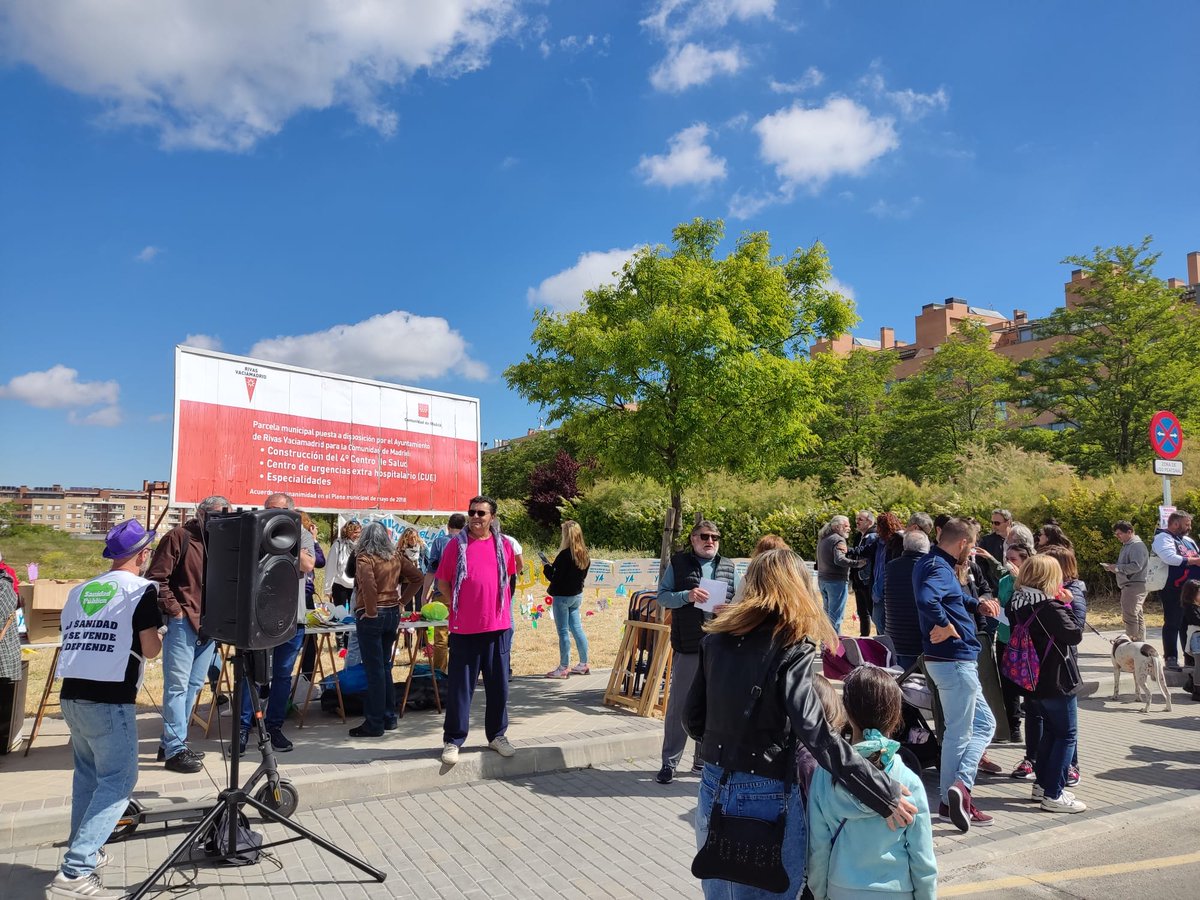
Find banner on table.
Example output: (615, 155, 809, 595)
(171, 347, 480, 514)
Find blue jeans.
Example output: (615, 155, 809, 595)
(551, 594, 588, 668)
(240, 627, 304, 733)
(818, 579, 849, 634)
(925, 660, 995, 803)
(695, 764, 805, 900)
(160, 617, 217, 757)
(1160, 586, 1185, 661)
(356, 607, 400, 732)
(1030, 695, 1077, 800)
(870, 593, 887, 636)
(61, 700, 139, 878)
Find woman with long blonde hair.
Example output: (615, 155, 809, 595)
(543, 520, 592, 678)
(684, 549, 916, 899)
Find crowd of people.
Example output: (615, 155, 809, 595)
(34, 490, 1200, 899)
(663, 507, 1200, 899)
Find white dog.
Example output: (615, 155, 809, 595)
(1111, 635, 1172, 713)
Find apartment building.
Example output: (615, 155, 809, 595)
(0, 483, 186, 535)
(813, 250, 1200, 380)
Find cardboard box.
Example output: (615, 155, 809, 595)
(23, 609, 61, 644)
(29, 580, 83, 611)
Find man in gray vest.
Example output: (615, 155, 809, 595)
(653, 520, 736, 785)
(1103, 521, 1150, 640)
(49, 520, 163, 899)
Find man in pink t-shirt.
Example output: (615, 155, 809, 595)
(435, 495, 518, 765)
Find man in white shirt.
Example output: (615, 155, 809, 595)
(1150, 510, 1200, 670)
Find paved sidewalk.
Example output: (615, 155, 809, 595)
(0, 670, 664, 851)
(2, 630, 1196, 898)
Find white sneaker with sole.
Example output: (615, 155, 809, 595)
(1041, 792, 1087, 813)
(488, 735, 516, 758)
(94, 848, 110, 870)
(46, 871, 120, 898)
(1031, 784, 1044, 802)
(440, 742, 459, 765)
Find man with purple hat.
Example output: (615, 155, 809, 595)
(48, 520, 163, 899)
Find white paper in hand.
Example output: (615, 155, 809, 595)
(695, 578, 728, 613)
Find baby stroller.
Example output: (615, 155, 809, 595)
(821, 636, 940, 772)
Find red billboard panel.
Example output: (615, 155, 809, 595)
(171, 348, 480, 514)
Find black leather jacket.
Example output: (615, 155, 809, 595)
(684, 624, 901, 819)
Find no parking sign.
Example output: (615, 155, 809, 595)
(1149, 410, 1183, 460)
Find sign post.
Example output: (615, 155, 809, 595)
(1149, 410, 1184, 508)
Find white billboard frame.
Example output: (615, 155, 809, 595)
(170, 346, 482, 516)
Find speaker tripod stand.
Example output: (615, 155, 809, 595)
(129, 648, 386, 899)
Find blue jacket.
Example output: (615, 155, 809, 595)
(807, 743, 937, 900)
(913, 547, 981, 661)
(883, 551, 925, 660)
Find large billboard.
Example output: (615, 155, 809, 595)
(170, 347, 480, 514)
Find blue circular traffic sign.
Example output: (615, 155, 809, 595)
(1149, 410, 1183, 460)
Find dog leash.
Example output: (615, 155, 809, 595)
(1084, 621, 1119, 645)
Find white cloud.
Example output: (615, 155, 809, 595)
(826, 276, 855, 300)
(0, 1, 522, 151)
(248, 311, 487, 381)
(754, 98, 898, 191)
(0, 364, 119, 409)
(642, 0, 775, 43)
(649, 42, 743, 92)
(148, 412, 171, 423)
(767, 67, 824, 94)
(183, 333, 223, 351)
(868, 196, 923, 220)
(727, 188, 782, 220)
(636, 124, 727, 188)
(527, 246, 643, 312)
(69, 405, 123, 427)
(135, 245, 162, 262)
(860, 64, 948, 121)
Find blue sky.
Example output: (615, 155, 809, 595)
(2, 1, 1198, 490)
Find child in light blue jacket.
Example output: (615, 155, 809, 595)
(806, 666, 937, 900)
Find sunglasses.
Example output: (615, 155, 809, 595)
(991, 520, 1005, 526)
(696, 533, 721, 542)
(467, 510, 490, 518)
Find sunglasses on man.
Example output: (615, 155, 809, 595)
(696, 533, 720, 542)
(467, 510, 490, 517)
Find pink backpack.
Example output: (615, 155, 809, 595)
(1001, 610, 1054, 692)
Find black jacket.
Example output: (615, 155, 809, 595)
(883, 551, 926, 659)
(1007, 588, 1083, 699)
(544, 549, 587, 597)
(683, 624, 901, 819)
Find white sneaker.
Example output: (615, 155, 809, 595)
(1031, 784, 1044, 802)
(440, 742, 459, 765)
(488, 735, 516, 758)
(94, 848, 110, 870)
(1041, 793, 1087, 813)
(46, 871, 120, 898)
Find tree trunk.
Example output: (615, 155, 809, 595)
(671, 490, 683, 545)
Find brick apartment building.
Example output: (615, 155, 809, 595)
(812, 250, 1200, 383)
(0, 483, 185, 536)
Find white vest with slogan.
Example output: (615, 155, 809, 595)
(58, 570, 151, 685)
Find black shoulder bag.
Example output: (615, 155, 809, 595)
(691, 641, 790, 893)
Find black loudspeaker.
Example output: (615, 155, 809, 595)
(202, 509, 301, 650)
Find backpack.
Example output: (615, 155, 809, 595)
(1000, 609, 1054, 692)
(1145, 554, 1169, 592)
(204, 807, 262, 866)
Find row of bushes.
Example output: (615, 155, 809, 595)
(497, 445, 1200, 597)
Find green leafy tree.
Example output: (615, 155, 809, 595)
(481, 430, 571, 499)
(1016, 238, 1200, 471)
(504, 218, 856, 532)
(881, 319, 1016, 480)
(787, 347, 896, 483)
